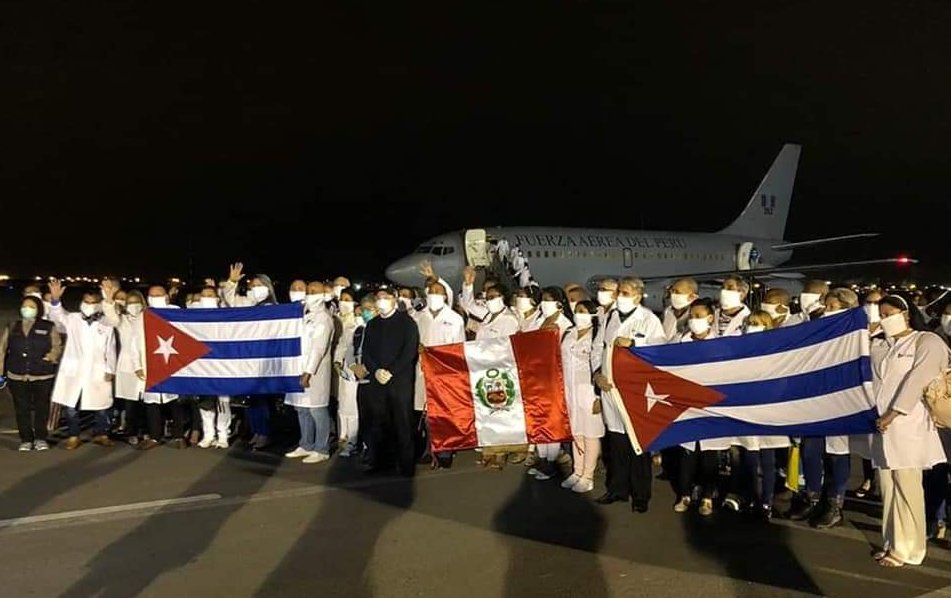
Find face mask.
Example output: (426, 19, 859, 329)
(487, 297, 505, 314)
(822, 309, 846, 318)
(80, 303, 101, 317)
(670, 293, 692, 310)
(377, 298, 395, 315)
(880, 312, 908, 337)
(616, 296, 636, 314)
(361, 308, 375, 323)
(540, 301, 560, 317)
(147, 296, 168, 308)
(760, 302, 785, 319)
(333, 285, 344, 299)
(597, 290, 615, 307)
(338, 300, 355, 315)
(305, 293, 326, 306)
(127, 303, 144, 316)
(864, 303, 881, 323)
(689, 317, 711, 336)
(250, 286, 270, 303)
(720, 289, 743, 310)
(289, 291, 306, 303)
(188, 302, 202, 309)
(746, 325, 766, 334)
(569, 301, 578, 313)
(426, 294, 446, 311)
(941, 314, 951, 335)
(574, 313, 593, 329)
(20, 306, 37, 321)
(800, 292, 823, 314)
(515, 297, 534, 314)
(199, 297, 218, 309)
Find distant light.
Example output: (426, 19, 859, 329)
(354, 283, 362, 290)
(896, 256, 911, 265)
(0, 275, 9, 281)
(34, 276, 42, 281)
(134, 277, 141, 283)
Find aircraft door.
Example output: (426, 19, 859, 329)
(464, 229, 490, 267)
(736, 242, 754, 271)
(623, 247, 634, 268)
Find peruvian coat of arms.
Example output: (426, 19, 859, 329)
(475, 368, 517, 411)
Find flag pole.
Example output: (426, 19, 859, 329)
(605, 345, 645, 456)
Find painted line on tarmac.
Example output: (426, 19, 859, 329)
(0, 494, 223, 529)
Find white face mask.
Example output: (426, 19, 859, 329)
(597, 290, 615, 307)
(376, 298, 395, 315)
(427, 294, 446, 311)
(800, 292, 823, 314)
(250, 285, 270, 303)
(338, 300, 355, 315)
(333, 285, 344, 299)
(289, 291, 306, 303)
(515, 297, 534, 314)
(80, 302, 101, 317)
(305, 293, 327, 306)
(188, 302, 202, 309)
(719, 289, 743, 310)
(126, 303, 144, 316)
(540, 301, 560, 317)
(147, 296, 168, 308)
(864, 303, 881, 323)
(822, 308, 846, 318)
(616, 296, 636, 314)
(689, 317, 711, 336)
(670, 293, 692, 310)
(199, 297, 218, 309)
(941, 314, 951, 335)
(574, 313, 593, 329)
(486, 297, 505, 314)
(760, 302, 785, 320)
(880, 312, 908, 337)
(746, 325, 766, 334)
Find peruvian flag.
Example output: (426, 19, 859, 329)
(422, 329, 571, 452)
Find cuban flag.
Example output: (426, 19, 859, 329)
(608, 309, 875, 455)
(144, 303, 305, 395)
(422, 329, 571, 452)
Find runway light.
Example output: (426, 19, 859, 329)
(897, 256, 911, 265)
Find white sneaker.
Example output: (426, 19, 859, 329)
(302, 452, 330, 464)
(198, 437, 216, 449)
(33, 440, 49, 451)
(338, 446, 353, 458)
(215, 437, 229, 449)
(533, 469, 553, 481)
(571, 478, 595, 494)
(285, 447, 310, 459)
(561, 474, 581, 489)
(526, 467, 539, 477)
(18, 442, 33, 452)
(674, 497, 692, 513)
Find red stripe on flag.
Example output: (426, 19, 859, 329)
(422, 342, 478, 452)
(510, 329, 572, 444)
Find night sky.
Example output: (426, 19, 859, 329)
(5, 2, 950, 285)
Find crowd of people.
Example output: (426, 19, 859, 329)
(2, 259, 951, 570)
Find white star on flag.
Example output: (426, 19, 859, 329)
(645, 382, 671, 412)
(154, 335, 179, 364)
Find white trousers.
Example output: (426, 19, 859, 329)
(880, 468, 927, 565)
(200, 397, 232, 441)
(537, 442, 561, 460)
(572, 436, 601, 480)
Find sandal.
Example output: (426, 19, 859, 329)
(872, 550, 887, 561)
(878, 554, 904, 568)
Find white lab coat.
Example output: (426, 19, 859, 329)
(593, 306, 666, 434)
(285, 305, 334, 408)
(562, 326, 605, 438)
(413, 306, 467, 410)
(49, 305, 117, 410)
(871, 331, 948, 470)
(334, 314, 364, 419)
(128, 305, 181, 404)
(103, 301, 145, 401)
(475, 309, 520, 340)
(518, 309, 544, 333)
(662, 306, 690, 343)
(716, 305, 751, 337)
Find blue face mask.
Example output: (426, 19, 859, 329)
(361, 308, 375, 323)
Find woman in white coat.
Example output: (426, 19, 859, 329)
(191, 286, 232, 449)
(48, 280, 117, 450)
(333, 287, 363, 457)
(871, 295, 948, 568)
(103, 285, 147, 446)
(560, 299, 605, 494)
(284, 281, 335, 464)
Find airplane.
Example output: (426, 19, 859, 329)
(384, 143, 913, 311)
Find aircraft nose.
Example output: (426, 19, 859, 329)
(385, 256, 420, 286)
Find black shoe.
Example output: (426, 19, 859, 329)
(752, 505, 773, 523)
(595, 493, 626, 505)
(632, 499, 649, 513)
(435, 456, 453, 469)
(812, 501, 843, 529)
(788, 499, 820, 521)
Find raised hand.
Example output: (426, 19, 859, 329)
(204, 278, 217, 288)
(101, 279, 117, 302)
(228, 262, 245, 284)
(419, 260, 435, 280)
(49, 278, 65, 302)
(463, 266, 476, 286)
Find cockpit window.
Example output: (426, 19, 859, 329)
(415, 245, 434, 254)
(431, 246, 455, 255)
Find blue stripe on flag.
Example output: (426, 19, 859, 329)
(631, 308, 867, 367)
(203, 338, 301, 360)
(149, 376, 303, 395)
(152, 303, 303, 323)
(648, 408, 878, 452)
(712, 357, 871, 407)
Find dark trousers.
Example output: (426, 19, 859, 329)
(247, 398, 271, 437)
(119, 399, 145, 436)
(743, 449, 778, 507)
(801, 436, 824, 497)
(8, 379, 53, 443)
(145, 401, 185, 440)
(363, 378, 416, 477)
(65, 406, 109, 437)
(678, 445, 720, 500)
(605, 431, 653, 503)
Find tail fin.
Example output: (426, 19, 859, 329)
(719, 143, 801, 240)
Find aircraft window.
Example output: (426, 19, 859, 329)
(544, 251, 549, 258)
(441, 246, 454, 255)
(416, 245, 434, 254)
